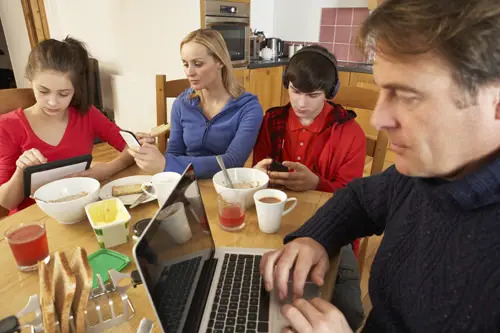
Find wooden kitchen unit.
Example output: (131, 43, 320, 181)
(368, 0, 384, 10)
(233, 67, 378, 114)
(232, 67, 284, 112)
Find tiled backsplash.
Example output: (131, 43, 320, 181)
(319, 7, 369, 63)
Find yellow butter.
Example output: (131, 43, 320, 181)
(88, 199, 128, 226)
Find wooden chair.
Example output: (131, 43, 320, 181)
(0, 88, 36, 115)
(333, 86, 389, 277)
(0, 88, 37, 218)
(155, 75, 191, 154)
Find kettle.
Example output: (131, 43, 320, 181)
(259, 47, 274, 61)
(265, 37, 284, 58)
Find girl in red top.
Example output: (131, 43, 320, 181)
(0, 37, 134, 214)
(253, 45, 366, 192)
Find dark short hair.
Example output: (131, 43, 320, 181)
(25, 36, 91, 114)
(283, 45, 338, 97)
(360, 0, 500, 104)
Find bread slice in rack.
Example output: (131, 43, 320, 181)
(39, 259, 56, 333)
(53, 251, 76, 333)
(70, 247, 93, 333)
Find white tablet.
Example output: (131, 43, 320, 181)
(23, 155, 93, 197)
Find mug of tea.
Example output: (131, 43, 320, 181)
(156, 202, 193, 244)
(142, 172, 181, 207)
(253, 189, 297, 233)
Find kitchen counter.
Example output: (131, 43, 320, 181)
(247, 57, 373, 74)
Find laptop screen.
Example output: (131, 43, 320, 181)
(134, 164, 216, 332)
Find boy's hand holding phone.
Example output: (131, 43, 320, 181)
(268, 161, 320, 192)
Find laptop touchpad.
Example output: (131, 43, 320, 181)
(272, 281, 321, 321)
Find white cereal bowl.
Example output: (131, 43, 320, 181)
(212, 168, 269, 208)
(34, 177, 101, 224)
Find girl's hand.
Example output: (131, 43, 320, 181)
(16, 148, 47, 170)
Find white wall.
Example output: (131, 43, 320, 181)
(45, 0, 200, 132)
(0, 1, 32, 87)
(252, 0, 368, 41)
(250, 0, 275, 36)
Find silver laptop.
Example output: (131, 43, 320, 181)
(133, 164, 319, 333)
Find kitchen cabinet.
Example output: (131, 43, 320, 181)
(368, 0, 384, 10)
(232, 66, 379, 116)
(232, 68, 249, 88)
(247, 66, 284, 112)
(338, 71, 351, 90)
(349, 72, 379, 91)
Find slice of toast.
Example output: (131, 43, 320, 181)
(150, 123, 171, 137)
(112, 184, 142, 197)
(70, 247, 92, 333)
(53, 252, 76, 333)
(39, 259, 56, 333)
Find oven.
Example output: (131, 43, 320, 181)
(204, 0, 250, 67)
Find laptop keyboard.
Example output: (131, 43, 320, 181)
(155, 256, 202, 333)
(207, 254, 270, 333)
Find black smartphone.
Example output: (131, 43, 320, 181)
(270, 160, 289, 172)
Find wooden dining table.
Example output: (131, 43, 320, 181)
(0, 164, 339, 332)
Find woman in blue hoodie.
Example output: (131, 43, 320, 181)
(130, 29, 263, 178)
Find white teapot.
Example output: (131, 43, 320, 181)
(259, 47, 274, 61)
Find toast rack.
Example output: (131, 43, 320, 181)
(0, 270, 145, 333)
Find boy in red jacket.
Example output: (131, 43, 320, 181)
(253, 45, 366, 193)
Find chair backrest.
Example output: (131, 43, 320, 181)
(0, 88, 36, 115)
(156, 75, 190, 153)
(333, 86, 388, 176)
(334, 86, 389, 279)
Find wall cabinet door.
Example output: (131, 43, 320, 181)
(338, 71, 351, 92)
(349, 72, 379, 91)
(232, 68, 249, 88)
(247, 66, 283, 113)
(368, 0, 384, 10)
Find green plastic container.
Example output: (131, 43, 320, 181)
(88, 248, 131, 289)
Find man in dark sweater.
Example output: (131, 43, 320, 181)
(260, 0, 500, 332)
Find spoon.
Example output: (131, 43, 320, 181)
(216, 155, 234, 189)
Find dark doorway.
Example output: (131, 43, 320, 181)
(0, 18, 15, 89)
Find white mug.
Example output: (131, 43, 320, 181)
(156, 202, 192, 244)
(253, 189, 297, 233)
(142, 172, 181, 208)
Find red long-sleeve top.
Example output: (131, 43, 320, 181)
(0, 106, 126, 213)
(253, 101, 366, 192)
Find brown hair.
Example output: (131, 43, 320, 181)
(26, 36, 91, 114)
(360, 0, 500, 103)
(283, 45, 338, 98)
(180, 29, 244, 99)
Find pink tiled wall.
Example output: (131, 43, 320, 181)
(319, 8, 369, 63)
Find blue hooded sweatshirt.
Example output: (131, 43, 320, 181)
(165, 88, 263, 178)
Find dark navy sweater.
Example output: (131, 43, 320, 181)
(286, 157, 500, 332)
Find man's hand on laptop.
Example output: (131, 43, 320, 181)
(281, 297, 353, 333)
(260, 237, 329, 300)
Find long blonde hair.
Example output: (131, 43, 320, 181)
(180, 29, 244, 99)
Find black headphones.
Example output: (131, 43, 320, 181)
(282, 46, 340, 99)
